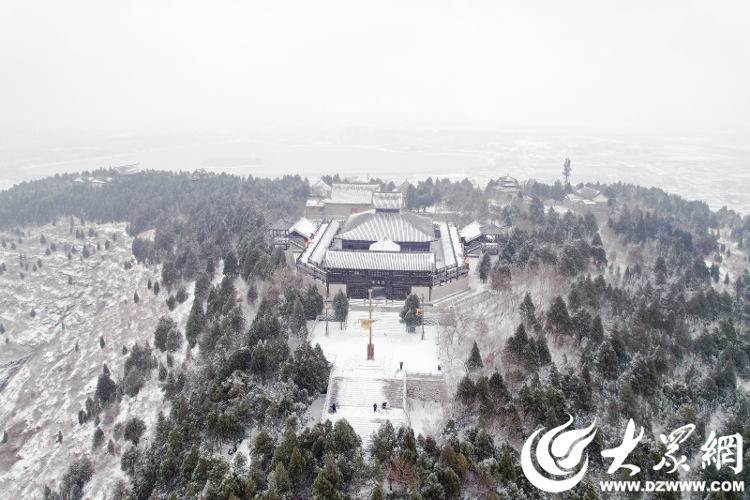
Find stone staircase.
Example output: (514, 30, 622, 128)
(326, 376, 406, 449)
(329, 376, 403, 409)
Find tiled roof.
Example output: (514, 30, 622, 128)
(115, 163, 142, 175)
(289, 218, 318, 238)
(310, 179, 332, 198)
(310, 220, 340, 264)
(372, 192, 403, 211)
(577, 186, 600, 200)
(336, 211, 435, 243)
(481, 224, 504, 236)
(327, 183, 379, 205)
(393, 180, 412, 193)
(369, 236, 401, 252)
(323, 250, 434, 272)
(459, 222, 482, 243)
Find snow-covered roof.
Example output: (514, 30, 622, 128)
(323, 250, 434, 272)
(305, 198, 325, 207)
(289, 218, 318, 238)
(481, 224, 504, 236)
(191, 168, 208, 181)
(115, 163, 142, 176)
(327, 183, 380, 205)
(438, 222, 457, 268)
(310, 179, 332, 198)
(459, 222, 482, 243)
(458, 221, 504, 242)
(369, 236, 401, 252)
(310, 220, 340, 264)
(577, 186, 601, 200)
(336, 210, 435, 243)
(393, 180, 412, 193)
(372, 192, 403, 211)
(593, 193, 609, 203)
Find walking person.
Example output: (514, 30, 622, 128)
(373, 403, 377, 412)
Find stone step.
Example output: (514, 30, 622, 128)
(329, 377, 403, 410)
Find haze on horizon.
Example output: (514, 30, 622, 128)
(1, 1, 749, 139)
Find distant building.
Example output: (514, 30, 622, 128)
(114, 163, 142, 176)
(486, 174, 521, 200)
(305, 182, 380, 219)
(567, 186, 609, 207)
(309, 179, 333, 198)
(392, 180, 412, 194)
(74, 176, 111, 188)
(191, 168, 209, 181)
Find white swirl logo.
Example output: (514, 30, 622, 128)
(521, 415, 598, 493)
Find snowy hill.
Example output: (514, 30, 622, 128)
(0, 222, 174, 498)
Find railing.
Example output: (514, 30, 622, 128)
(464, 241, 500, 255)
(296, 260, 327, 283)
(322, 359, 336, 419)
(431, 263, 469, 286)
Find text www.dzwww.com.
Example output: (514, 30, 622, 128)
(599, 481, 744, 493)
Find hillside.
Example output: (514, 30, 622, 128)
(0, 222, 175, 498)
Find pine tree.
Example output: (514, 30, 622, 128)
(268, 462, 291, 496)
(520, 292, 536, 326)
(133, 291, 139, 303)
(290, 296, 307, 338)
(246, 280, 258, 305)
(563, 157, 572, 185)
(312, 453, 343, 500)
(497, 447, 515, 483)
(370, 420, 398, 464)
(400, 294, 421, 329)
(92, 426, 105, 449)
(303, 284, 324, 320)
(478, 252, 491, 283)
(332, 289, 349, 327)
(223, 249, 239, 277)
(467, 341, 484, 370)
(185, 296, 206, 348)
(288, 447, 305, 492)
(370, 483, 385, 500)
(123, 418, 147, 446)
(153, 280, 160, 295)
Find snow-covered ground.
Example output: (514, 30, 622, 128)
(0, 222, 172, 498)
(310, 311, 443, 447)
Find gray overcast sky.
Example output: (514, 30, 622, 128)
(1, 1, 749, 136)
